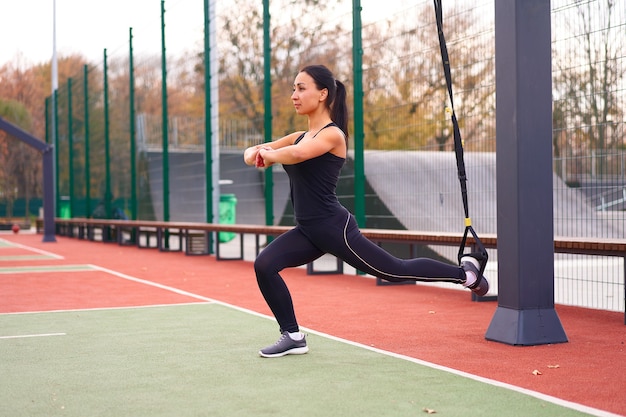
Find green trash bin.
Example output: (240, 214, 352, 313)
(60, 197, 71, 219)
(219, 194, 237, 243)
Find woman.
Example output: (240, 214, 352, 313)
(244, 65, 488, 358)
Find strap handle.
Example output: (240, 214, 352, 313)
(433, 0, 488, 272)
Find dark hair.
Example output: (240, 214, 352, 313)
(300, 65, 349, 141)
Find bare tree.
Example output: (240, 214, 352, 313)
(0, 98, 36, 219)
(215, 0, 351, 140)
(361, 4, 494, 151)
(553, 0, 625, 178)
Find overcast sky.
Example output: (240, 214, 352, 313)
(1, 1, 427, 69)
(1, 0, 206, 67)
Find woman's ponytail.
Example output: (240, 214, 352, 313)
(332, 80, 349, 142)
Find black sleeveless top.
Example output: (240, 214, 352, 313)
(282, 123, 346, 222)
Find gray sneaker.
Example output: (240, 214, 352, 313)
(460, 255, 489, 297)
(259, 332, 308, 358)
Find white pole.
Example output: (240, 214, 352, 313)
(51, 0, 58, 219)
(210, 0, 220, 227)
(52, 0, 58, 92)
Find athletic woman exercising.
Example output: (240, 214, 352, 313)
(244, 64, 488, 358)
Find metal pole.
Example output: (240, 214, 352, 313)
(42, 146, 56, 242)
(352, 0, 365, 228)
(129, 28, 137, 220)
(52, 0, 58, 94)
(263, 0, 273, 227)
(83, 65, 91, 218)
(104, 49, 112, 219)
(54, 90, 60, 218)
(0, 116, 57, 242)
(67, 78, 74, 218)
(161, 0, 170, 227)
(45, 97, 50, 145)
(203, 0, 215, 253)
(43, 96, 54, 240)
(51, 0, 58, 222)
(203, 0, 213, 224)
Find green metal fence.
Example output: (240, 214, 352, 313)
(41, 0, 625, 313)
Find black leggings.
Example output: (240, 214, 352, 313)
(254, 209, 465, 333)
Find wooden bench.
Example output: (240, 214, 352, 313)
(52, 218, 292, 260)
(51, 218, 625, 322)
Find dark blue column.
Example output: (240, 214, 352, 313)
(0, 116, 56, 242)
(42, 147, 57, 242)
(486, 0, 567, 345)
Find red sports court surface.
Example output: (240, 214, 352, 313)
(1, 232, 624, 416)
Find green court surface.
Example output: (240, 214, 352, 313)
(0, 303, 594, 417)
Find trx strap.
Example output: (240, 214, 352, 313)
(433, 0, 488, 273)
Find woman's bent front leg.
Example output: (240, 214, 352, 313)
(254, 227, 324, 333)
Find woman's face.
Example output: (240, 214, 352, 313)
(291, 71, 327, 115)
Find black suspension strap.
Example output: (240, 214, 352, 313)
(433, 0, 488, 273)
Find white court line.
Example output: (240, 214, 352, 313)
(301, 328, 623, 417)
(0, 238, 64, 259)
(6, 263, 618, 417)
(1, 302, 213, 316)
(0, 264, 96, 274)
(0, 332, 66, 340)
(88, 264, 216, 303)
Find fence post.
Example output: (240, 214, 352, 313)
(67, 77, 74, 218)
(54, 90, 60, 218)
(83, 65, 91, 218)
(161, 0, 170, 231)
(203, 0, 216, 253)
(104, 49, 112, 221)
(42, 147, 56, 242)
(263, 0, 274, 229)
(352, 0, 365, 229)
